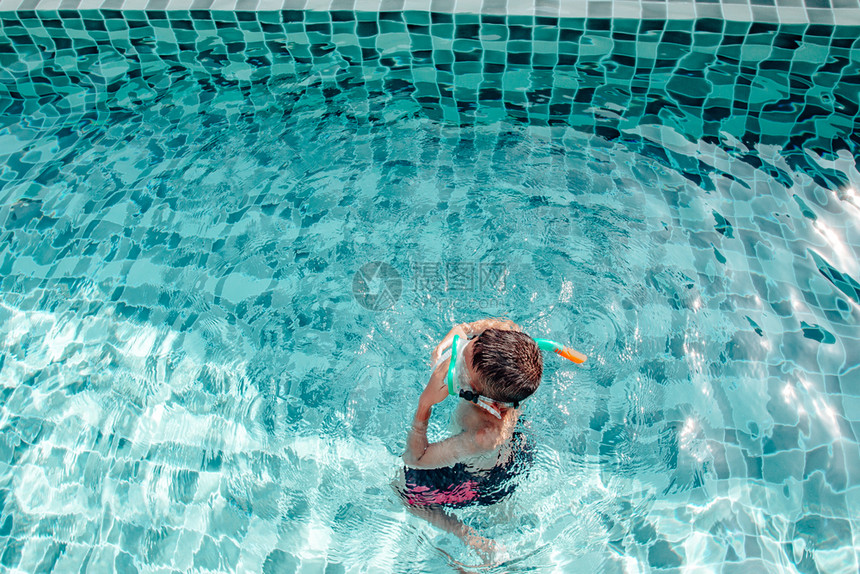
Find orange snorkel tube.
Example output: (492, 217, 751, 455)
(533, 338, 588, 364)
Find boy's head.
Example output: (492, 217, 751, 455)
(470, 329, 542, 404)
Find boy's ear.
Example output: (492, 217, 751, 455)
(467, 372, 483, 393)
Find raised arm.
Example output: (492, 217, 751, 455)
(403, 360, 448, 466)
(403, 359, 496, 468)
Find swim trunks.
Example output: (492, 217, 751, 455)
(402, 431, 533, 508)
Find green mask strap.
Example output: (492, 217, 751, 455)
(447, 335, 460, 395)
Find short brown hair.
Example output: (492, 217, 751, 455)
(471, 329, 542, 403)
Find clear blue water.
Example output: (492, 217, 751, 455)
(1, 10, 859, 573)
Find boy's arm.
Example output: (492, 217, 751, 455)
(403, 361, 492, 469)
(405, 429, 492, 469)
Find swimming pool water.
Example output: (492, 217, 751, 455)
(1, 9, 859, 573)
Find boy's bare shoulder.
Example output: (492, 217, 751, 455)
(472, 425, 508, 452)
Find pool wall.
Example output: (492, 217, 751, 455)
(1, 0, 860, 24)
(1, 7, 858, 160)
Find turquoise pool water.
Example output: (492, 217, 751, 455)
(1, 10, 859, 573)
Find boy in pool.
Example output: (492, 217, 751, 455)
(398, 318, 543, 555)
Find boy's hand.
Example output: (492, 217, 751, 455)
(430, 324, 467, 365)
(419, 360, 449, 407)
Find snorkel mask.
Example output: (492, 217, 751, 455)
(445, 335, 587, 419)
